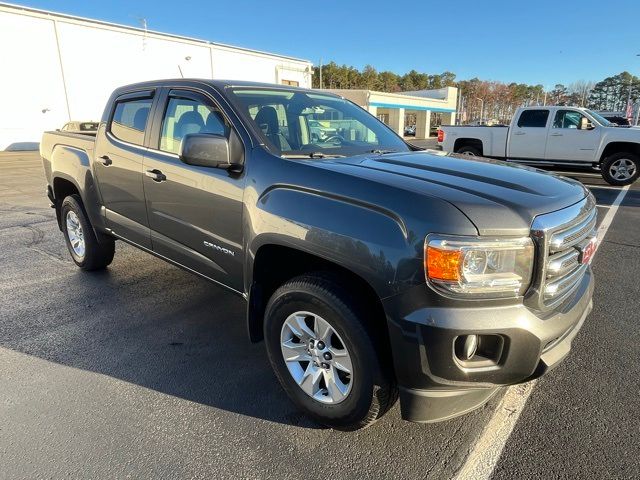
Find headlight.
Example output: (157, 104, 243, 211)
(425, 234, 534, 299)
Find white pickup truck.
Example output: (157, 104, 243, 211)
(438, 106, 640, 185)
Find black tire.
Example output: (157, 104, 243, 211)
(601, 152, 639, 186)
(456, 145, 481, 156)
(264, 274, 397, 430)
(60, 194, 115, 270)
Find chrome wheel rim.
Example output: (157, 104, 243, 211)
(280, 311, 353, 404)
(610, 158, 636, 181)
(65, 210, 85, 258)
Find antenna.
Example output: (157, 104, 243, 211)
(136, 17, 148, 51)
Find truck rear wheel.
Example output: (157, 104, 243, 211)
(601, 153, 639, 186)
(61, 195, 115, 270)
(264, 274, 397, 430)
(457, 145, 481, 156)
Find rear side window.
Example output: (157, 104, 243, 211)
(517, 110, 549, 128)
(110, 98, 153, 145)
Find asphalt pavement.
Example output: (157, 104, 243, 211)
(0, 151, 638, 479)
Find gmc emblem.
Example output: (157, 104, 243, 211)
(580, 237, 598, 265)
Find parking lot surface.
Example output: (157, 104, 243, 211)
(1, 152, 638, 479)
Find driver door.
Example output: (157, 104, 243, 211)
(142, 88, 246, 291)
(545, 109, 601, 162)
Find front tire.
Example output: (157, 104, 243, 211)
(264, 274, 397, 430)
(61, 195, 115, 270)
(601, 153, 639, 186)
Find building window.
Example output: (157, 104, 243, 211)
(281, 79, 299, 86)
(378, 113, 389, 125)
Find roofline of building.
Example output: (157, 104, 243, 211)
(0, 2, 313, 64)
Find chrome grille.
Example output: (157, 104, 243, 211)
(527, 194, 597, 311)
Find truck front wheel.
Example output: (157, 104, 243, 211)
(61, 195, 115, 270)
(264, 274, 397, 430)
(601, 153, 639, 186)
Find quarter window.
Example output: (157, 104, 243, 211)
(111, 98, 153, 145)
(517, 110, 549, 128)
(160, 96, 229, 154)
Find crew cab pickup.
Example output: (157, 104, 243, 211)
(41, 80, 595, 430)
(438, 106, 640, 186)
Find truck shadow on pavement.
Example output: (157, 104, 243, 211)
(4, 244, 325, 429)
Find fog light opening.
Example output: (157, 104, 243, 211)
(455, 334, 478, 361)
(454, 334, 505, 367)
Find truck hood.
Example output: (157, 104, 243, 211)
(320, 151, 589, 236)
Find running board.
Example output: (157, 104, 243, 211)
(505, 158, 595, 168)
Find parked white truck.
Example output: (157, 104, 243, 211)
(438, 106, 640, 185)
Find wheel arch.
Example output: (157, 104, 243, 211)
(600, 141, 640, 163)
(453, 138, 484, 155)
(52, 175, 82, 230)
(246, 243, 390, 353)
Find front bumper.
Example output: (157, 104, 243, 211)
(383, 268, 594, 423)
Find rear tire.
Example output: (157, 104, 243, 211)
(601, 153, 639, 186)
(264, 273, 397, 430)
(457, 145, 481, 156)
(61, 195, 115, 270)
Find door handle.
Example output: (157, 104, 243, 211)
(513, 132, 526, 136)
(99, 155, 112, 166)
(550, 133, 563, 137)
(145, 169, 166, 182)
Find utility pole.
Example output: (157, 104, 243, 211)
(318, 58, 323, 89)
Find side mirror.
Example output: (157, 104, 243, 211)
(179, 133, 232, 169)
(578, 117, 594, 130)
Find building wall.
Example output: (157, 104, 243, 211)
(0, 4, 312, 150)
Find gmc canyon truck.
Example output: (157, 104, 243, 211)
(41, 80, 596, 430)
(438, 106, 640, 186)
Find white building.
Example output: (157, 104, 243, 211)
(0, 3, 313, 150)
(329, 87, 458, 139)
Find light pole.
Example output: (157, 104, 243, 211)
(476, 97, 484, 123)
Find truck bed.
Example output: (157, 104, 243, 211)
(40, 130, 97, 189)
(440, 125, 508, 157)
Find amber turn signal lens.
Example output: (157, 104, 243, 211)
(426, 246, 462, 281)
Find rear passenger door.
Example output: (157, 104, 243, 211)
(94, 90, 154, 248)
(142, 88, 245, 291)
(507, 109, 550, 160)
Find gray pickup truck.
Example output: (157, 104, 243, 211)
(41, 79, 596, 430)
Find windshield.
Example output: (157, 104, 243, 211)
(228, 88, 410, 157)
(586, 109, 612, 126)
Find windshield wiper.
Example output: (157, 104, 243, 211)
(281, 152, 345, 159)
(370, 149, 398, 155)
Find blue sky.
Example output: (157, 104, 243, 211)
(17, 0, 640, 86)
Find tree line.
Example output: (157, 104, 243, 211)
(313, 62, 640, 123)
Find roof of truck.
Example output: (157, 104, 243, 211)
(113, 78, 337, 97)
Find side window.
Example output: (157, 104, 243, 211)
(553, 110, 584, 129)
(111, 98, 153, 145)
(517, 110, 549, 128)
(247, 102, 292, 151)
(160, 96, 229, 154)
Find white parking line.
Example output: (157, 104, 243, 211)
(455, 184, 632, 480)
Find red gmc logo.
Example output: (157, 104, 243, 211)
(580, 238, 597, 265)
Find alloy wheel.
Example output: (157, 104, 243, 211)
(280, 311, 353, 404)
(609, 158, 636, 181)
(65, 210, 85, 258)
